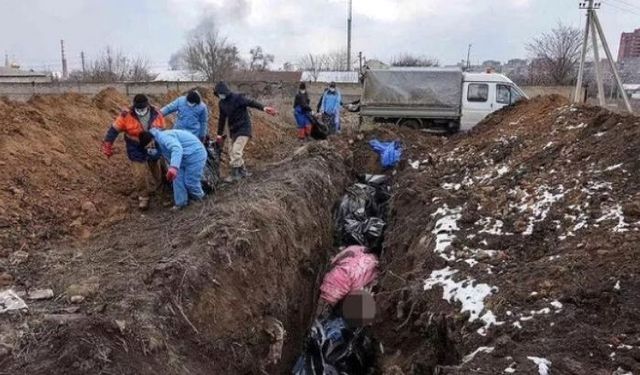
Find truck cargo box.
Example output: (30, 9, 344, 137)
(360, 68, 463, 119)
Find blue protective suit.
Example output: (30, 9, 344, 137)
(150, 128, 207, 207)
(161, 96, 209, 139)
(320, 90, 342, 132)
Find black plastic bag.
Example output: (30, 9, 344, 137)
(201, 141, 222, 195)
(342, 217, 386, 252)
(292, 317, 377, 375)
(309, 113, 330, 140)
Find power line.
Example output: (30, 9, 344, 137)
(608, 0, 640, 11)
(601, 0, 640, 15)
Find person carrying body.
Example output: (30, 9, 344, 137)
(213, 81, 278, 181)
(160, 90, 209, 142)
(139, 128, 207, 209)
(101, 94, 164, 210)
(293, 82, 313, 142)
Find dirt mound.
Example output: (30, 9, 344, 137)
(1, 142, 351, 374)
(0, 90, 136, 260)
(373, 97, 640, 373)
(92, 87, 128, 113)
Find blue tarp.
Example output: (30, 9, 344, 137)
(368, 139, 402, 169)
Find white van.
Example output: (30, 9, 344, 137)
(359, 68, 528, 133)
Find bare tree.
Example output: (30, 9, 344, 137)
(281, 61, 294, 71)
(297, 54, 327, 81)
(390, 54, 439, 67)
(249, 46, 274, 71)
(526, 23, 584, 85)
(80, 47, 155, 82)
(181, 17, 242, 82)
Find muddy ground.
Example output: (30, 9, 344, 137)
(2, 89, 640, 374)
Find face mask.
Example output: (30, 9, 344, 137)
(219, 94, 227, 100)
(300, 90, 306, 94)
(147, 147, 158, 157)
(187, 102, 196, 107)
(135, 107, 149, 117)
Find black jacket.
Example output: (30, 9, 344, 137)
(293, 92, 312, 112)
(215, 82, 265, 139)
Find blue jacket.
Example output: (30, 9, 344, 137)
(215, 82, 265, 140)
(320, 90, 342, 115)
(150, 128, 206, 170)
(161, 96, 209, 139)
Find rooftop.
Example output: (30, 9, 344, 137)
(0, 67, 48, 77)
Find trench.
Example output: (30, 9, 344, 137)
(286, 144, 467, 374)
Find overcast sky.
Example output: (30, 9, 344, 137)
(2, 0, 639, 72)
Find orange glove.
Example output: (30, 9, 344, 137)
(166, 167, 178, 182)
(264, 106, 278, 116)
(101, 141, 114, 158)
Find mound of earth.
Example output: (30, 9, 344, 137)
(1, 142, 351, 374)
(372, 96, 640, 374)
(0, 91, 133, 259)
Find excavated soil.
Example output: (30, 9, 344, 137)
(4, 88, 640, 375)
(373, 96, 640, 374)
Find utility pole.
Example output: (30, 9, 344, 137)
(358, 51, 363, 73)
(81, 51, 86, 77)
(60, 40, 68, 79)
(466, 44, 472, 71)
(4, 53, 8, 68)
(347, 0, 352, 71)
(575, 1, 632, 113)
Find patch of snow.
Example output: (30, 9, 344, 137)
(520, 315, 534, 321)
(596, 205, 628, 232)
(606, 163, 623, 171)
(550, 300, 563, 309)
(431, 206, 463, 261)
(527, 357, 551, 375)
(614, 280, 621, 290)
(496, 165, 510, 177)
(617, 344, 633, 350)
(424, 267, 500, 331)
(513, 321, 523, 329)
(566, 122, 586, 129)
(461, 346, 494, 364)
(543, 142, 554, 150)
(477, 218, 511, 235)
(504, 363, 517, 373)
(464, 259, 478, 268)
(442, 182, 462, 191)
(530, 291, 539, 296)
(410, 160, 420, 169)
(0, 290, 28, 313)
(517, 185, 566, 235)
(594, 131, 606, 137)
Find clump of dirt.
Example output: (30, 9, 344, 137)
(372, 96, 640, 373)
(1, 141, 352, 374)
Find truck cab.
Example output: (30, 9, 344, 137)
(461, 73, 526, 130)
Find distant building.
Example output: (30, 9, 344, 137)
(618, 28, 640, 61)
(301, 71, 359, 83)
(154, 70, 302, 83)
(0, 67, 51, 83)
(482, 60, 502, 72)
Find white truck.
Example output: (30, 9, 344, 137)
(358, 67, 528, 133)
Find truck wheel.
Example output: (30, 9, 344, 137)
(398, 118, 422, 129)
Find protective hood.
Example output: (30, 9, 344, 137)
(214, 82, 232, 98)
